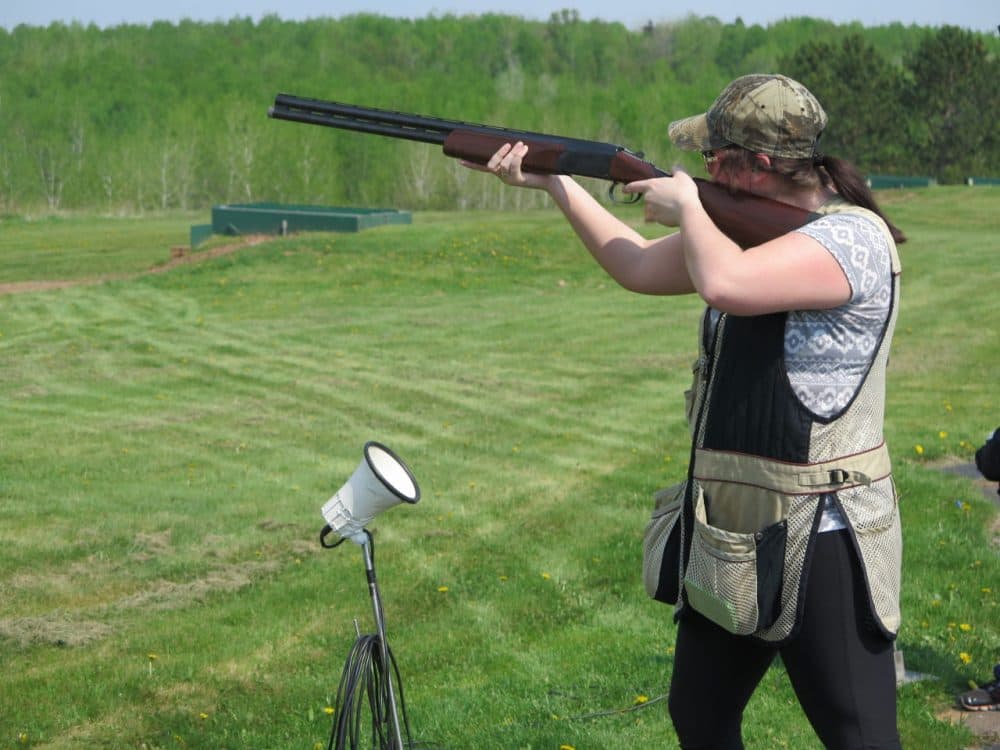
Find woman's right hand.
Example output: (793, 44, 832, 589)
(460, 141, 555, 191)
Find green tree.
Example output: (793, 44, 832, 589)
(781, 34, 909, 173)
(0, 16, 996, 212)
(904, 25, 1000, 182)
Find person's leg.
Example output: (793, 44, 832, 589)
(781, 529, 901, 750)
(669, 608, 776, 749)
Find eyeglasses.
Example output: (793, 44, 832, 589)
(702, 150, 719, 166)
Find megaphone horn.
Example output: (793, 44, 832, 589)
(321, 441, 420, 546)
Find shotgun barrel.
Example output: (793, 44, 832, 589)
(268, 93, 664, 182)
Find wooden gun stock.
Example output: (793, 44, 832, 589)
(694, 181, 818, 249)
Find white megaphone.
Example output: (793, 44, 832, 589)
(320, 441, 420, 546)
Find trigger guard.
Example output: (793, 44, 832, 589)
(609, 182, 641, 204)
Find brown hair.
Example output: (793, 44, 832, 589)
(718, 148, 906, 244)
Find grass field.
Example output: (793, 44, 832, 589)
(1, 188, 998, 749)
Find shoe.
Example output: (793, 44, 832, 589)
(958, 663, 1000, 711)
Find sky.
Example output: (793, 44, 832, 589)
(0, 0, 996, 33)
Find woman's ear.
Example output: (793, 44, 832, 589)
(752, 153, 772, 173)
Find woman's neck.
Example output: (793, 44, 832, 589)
(763, 180, 836, 212)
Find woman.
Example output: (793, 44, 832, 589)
(467, 74, 905, 749)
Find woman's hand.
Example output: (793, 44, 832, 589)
(460, 141, 555, 191)
(623, 171, 701, 227)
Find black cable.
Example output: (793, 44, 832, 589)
(327, 633, 415, 750)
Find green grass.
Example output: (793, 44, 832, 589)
(0, 212, 210, 283)
(1, 187, 998, 749)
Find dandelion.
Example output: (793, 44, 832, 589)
(634, 694, 649, 705)
(147, 652, 158, 676)
(437, 586, 449, 593)
(939, 431, 948, 440)
(324, 706, 335, 715)
(960, 652, 973, 665)
(914, 444, 924, 456)
(560, 745, 576, 750)
(541, 572, 552, 580)
(960, 623, 972, 632)
(982, 588, 992, 594)
(199, 713, 209, 720)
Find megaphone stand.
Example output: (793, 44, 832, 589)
(318, 442, 420, 750)
(321, 527, 409, 749)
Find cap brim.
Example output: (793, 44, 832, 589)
(668, 113, 731, 152)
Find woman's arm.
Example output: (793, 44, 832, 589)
(467, 141, 696, 296)
(546, 174, 694, 295)
(626, 171, 851, 315)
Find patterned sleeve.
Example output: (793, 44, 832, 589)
(795, 213, 892, 306)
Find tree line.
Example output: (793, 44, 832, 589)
(0, 13, 996, 214)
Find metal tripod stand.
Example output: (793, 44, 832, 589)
(322, 528, 411, 750)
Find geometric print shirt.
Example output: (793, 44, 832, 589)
(788, 212, 893, 419)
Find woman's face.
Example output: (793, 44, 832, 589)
(703, 148, 746, 190)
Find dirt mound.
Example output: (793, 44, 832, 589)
(0, 235, 270, 296)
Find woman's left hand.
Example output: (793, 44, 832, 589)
(623, 171, 701, 227)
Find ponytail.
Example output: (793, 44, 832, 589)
(815, 154, 906, 244)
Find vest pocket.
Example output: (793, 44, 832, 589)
(642, 481, 686, 604)
(684, 492, 787, 635)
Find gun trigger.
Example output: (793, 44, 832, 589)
(608, 182, 641, 204)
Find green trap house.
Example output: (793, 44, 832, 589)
(190, 203, 412, 247)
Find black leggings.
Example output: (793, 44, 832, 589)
(668, 529, 901, 750)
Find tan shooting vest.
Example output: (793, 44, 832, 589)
(645, 200, 903, 643)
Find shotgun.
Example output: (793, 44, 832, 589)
(267, 93, 818, 248)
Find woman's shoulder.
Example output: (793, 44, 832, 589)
(796, 208, 895, 303)
(807, 199, 896, 250)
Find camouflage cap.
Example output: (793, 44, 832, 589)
(668, 74, 827, 159)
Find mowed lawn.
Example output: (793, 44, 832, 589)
(1, 188, 997, 749)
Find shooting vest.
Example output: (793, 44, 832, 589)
(643, 200, 903, 643)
